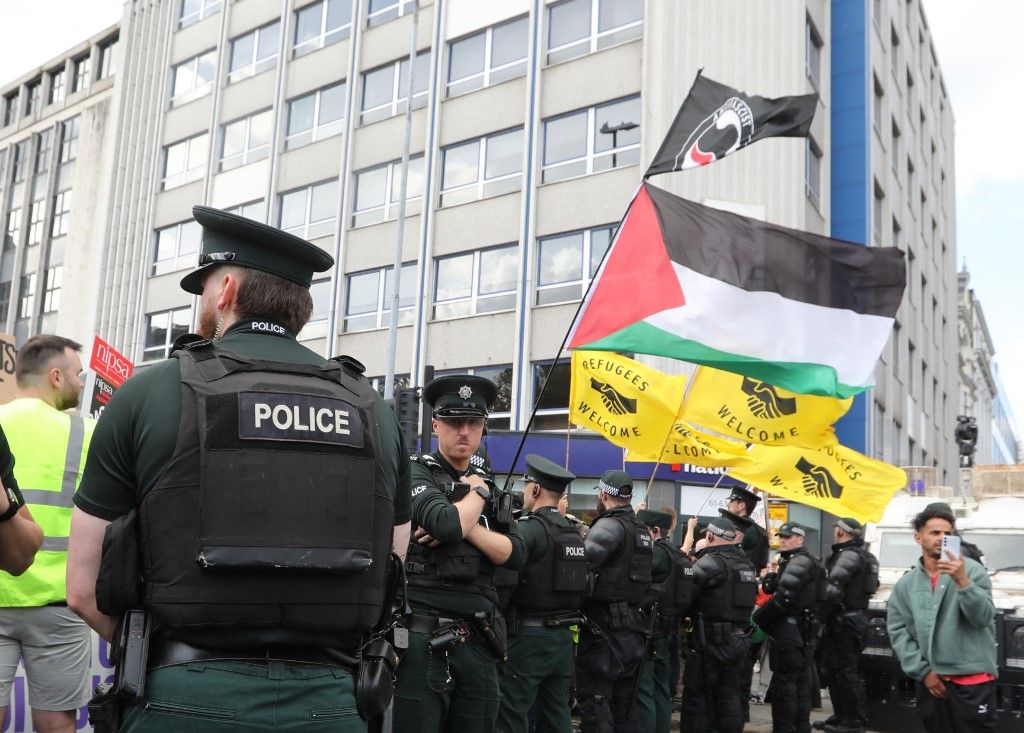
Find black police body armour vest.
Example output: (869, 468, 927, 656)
(695, 548, 758, 622)
(511, 511, 587, 615)
(140, 344, 393, 645)
(646, 538, 694, 617)
(783, 549, 824, 612)
(588, 512, 653, 607)
(405, 456, 499, 605)
(843, 546, 880, 610)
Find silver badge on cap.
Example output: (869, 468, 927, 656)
(458, 385, 473, 399)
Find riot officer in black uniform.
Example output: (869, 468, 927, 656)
(752, 522, 823, 733)
(814, 518, 878, 733)
(681, 516, 757, 733)
(576, 470, 653, 733)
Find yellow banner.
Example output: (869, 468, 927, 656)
(625, 420, 750, 468)
(681, 367, 851, 449)
(570, 352, 685, 456)
(728, 443, 907, 523)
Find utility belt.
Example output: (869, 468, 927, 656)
(506, 608, 584, 636)
(584, 601, 646, 632)
(147, 639, 360, 671)
(693, 619, 747, 645)
(405, 611, 506, 662)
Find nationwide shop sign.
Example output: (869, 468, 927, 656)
(82, 336, 134, 419)
(0, 333, 17, 405)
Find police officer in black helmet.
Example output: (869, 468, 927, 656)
(393, 375, 528, 732)
(681, 516, 757, 733)
(575, 469, 653, 733)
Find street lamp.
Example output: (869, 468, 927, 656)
(599, 120, 639, 168)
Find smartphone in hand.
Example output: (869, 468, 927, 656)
(940, 534, 961, 560)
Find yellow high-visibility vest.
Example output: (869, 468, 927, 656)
(0, 397, 95, 606)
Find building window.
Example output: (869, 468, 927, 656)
(891, 120, 900, 174)
(307, 277, 332, 323)
(537, 224, 612, 305)
(12, 141, 28, 183)
(25, 79, 42, 117)
(228, 21, 280, 83)
(225, 199, 266, 222)
(170, 50, 216, 106)
(541, 94, 640, 184)
(532, 361, 571, 430)
(890, 26, 900, 82)
(51, 191, 72, 237)
(72, 55, 91, 92)
(805, 137, 822, 207)
(285, 81, 346, 150)
(343, 262, 417, 331)
(152, 219, 201, 275)
(892, 217, 901, 250)
(98, 37, 118, 79)
(434, 365, 514, 429)
(41, 266, 62, 313)
(892, 421, 902, 465)
(873, 74, 883, 133)
(59, 116, 80, 163)
(891, 320, 901, 374)
(351, 156, 423, 227)
(366, 0, 415, 28)
(27, 201, 45, 246)
(446, 16, 528, 97)
(873, 402, 885, 460)
(143, 307, 192, 362)
(360, 51, 430, 125)
(162, 132, 209, 190)
(440, 127, 523, 207)
(4, 209, 21, 250)
(48, 68, 66, 105)
(433, 244, 518, 319)
(547, 0, 643, 65)
(34, 129, 53, 176)
(2, 92, 17, 126)
(872, 181, 884, 241)
(294, 0, 353, 57)
(220, 109, 272, 171)
(179, 0, 221, 29)
(18, 274, 36, 319)
(805, 16, 823, 89)
(0, 281, 10, 324)
(278, 179, 339, 239)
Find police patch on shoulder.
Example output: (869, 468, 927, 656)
(238, 392, 363, 447)
(411, 484, 429, 496)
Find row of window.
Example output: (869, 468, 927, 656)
(1, 121, 80, 193)
(178, 0, 415, 32)
(1, 40, 115, 127)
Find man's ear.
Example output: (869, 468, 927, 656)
(216, 271, 240, 312)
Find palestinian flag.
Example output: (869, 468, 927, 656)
(645, 72, 818, 178)
(568, 183, 906, 398)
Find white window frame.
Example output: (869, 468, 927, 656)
(98, 38, 118, 79)
(805, 137, 822, 208)
(41, 265, 62, 314)
(27, 201, 45, 246)
(285, 81, 347, 150)
(432, 243, 518, 320)
(278, 179, 339, 240)
(439, 128, 524, 207)
(805, 16, 823, 89)
(18, 273, 36, 320)
(48, 68, 66, 105)
(34, 129, 52, 176)
(227, 21, 280, 83)
(446, 16, 528, 98)
(343, 262, 417, 332)
(51, 190, 72, 237)
(72, 55, 91, 93)
(152, 219, 202, 275)
(541, 95, 640, 184)
(142, 307, 192, 362)
(2, 93, 17, 126)
(179, 0, 221, 29)
(308, 277, 333, 323)
(5, 208, 22, 248)
(25, 80, 41, 117)
(293, 0, 354, 58)
(536, 224, 613, 305)
(366, 0, 415, 28)
(351, 156, 423, 227)
(220, 109, 272, 171)
(531, 360, 572, 431)
(359, 52, 429, 125)
(225, 199, 266, 222)
(170, 50, 216, 107)
(60, 116, 80, 163)
(161, 133, 209, 190)
(546, 0, 644, 65)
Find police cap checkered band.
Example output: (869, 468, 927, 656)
(836, 519, 862, 535)
(777, 522, 806, 537)
(598, 480, 621, 496)
(707, 521, 736, 541)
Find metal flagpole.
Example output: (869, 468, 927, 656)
(382, 0, 420, 400)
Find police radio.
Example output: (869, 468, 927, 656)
(443, 481, 514, 534)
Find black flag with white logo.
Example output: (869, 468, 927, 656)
(644, 71, 818, 178)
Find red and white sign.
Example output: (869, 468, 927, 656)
(89, 335, 133, 388)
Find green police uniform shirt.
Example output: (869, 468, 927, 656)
(409, 452, 528, 616)
(74, 322, 411, 524)
(651, 540, 671, 585)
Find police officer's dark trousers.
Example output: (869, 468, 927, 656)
(637, 631, 673, 733)
(680, 623, 748, 733)
(575, 626, 644, 733)
(818, 611, 868, 727)
(497, 625, 574, 733)
(393, 630, 500, 732)
(768, 618, 812, 733)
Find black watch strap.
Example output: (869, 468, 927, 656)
(473, 485, 491, 502)
(0, 488, 21, 523)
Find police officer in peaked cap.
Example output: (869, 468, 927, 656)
(394, 374, 530, 732)
(67, 206, 413, 731)
(496, 454, 586, 733)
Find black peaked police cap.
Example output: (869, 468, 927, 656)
(424, 375, 498, 418)
(524, 454, 575, 494)
(181, 206, 334, 295)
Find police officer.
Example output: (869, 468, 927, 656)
(636, 509, 693, 733)
(394, 375, 528, 732)
(681, 516, 757, 733)
(752, 522, 823, 733)
(722, 487, 769, 571)
(496, 454, 585, 733)
(66, 206, 412, 731)
(576, 469, 652, 733)
(814, 518, 878, 733)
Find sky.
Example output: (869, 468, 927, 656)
(0, 0, 1020, 441)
